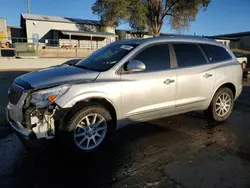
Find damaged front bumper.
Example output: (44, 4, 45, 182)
(6, 110, 31, 138)
(6, 91, 58, 140)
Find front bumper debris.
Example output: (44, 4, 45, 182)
(6, 83, 68, 141)
(6, 101, 57, 140)
(29, 108, 56, 139)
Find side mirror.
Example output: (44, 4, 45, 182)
(125, 60, 146, 72)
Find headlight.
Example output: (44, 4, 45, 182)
(30, 85, 70, 108)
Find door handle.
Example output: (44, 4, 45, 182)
(164, 79, 175, 85)
(203, 73, 213, 78)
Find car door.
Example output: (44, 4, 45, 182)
(172, 42, 215, 112)
(121, 43, 177, 122)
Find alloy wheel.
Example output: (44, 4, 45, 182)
(215, 92, 232, 117)
(74, 113, 107, 150)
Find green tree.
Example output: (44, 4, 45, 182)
(92, 0, 211, 36)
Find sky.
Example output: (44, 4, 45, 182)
(1, 0, 250, 36)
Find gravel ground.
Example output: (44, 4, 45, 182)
(0, 71, 250, 188)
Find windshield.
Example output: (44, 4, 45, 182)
(76, 43, 138, 71)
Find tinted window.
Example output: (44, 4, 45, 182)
(200, 44, 232, 63)
(132, 44, 170, 72)
(173, 43, 207, 68)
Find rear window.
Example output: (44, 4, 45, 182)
(200, 44, 232, 63)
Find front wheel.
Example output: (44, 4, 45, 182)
(58, 103, 115, 152)
(206, 87, 234, 122)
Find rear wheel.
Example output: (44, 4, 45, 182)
(58, 103, 115, 152)
(206, 87, 234, 122)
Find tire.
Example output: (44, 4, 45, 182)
(206, 87, 234, 122)
(58, 102, 115, 152)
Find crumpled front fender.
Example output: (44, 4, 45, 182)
(55, 91, 110, 108)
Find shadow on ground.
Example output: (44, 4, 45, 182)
(1, 102, 250, 188)
(12, 122, 167, 188)
(9, 110, 238, 188)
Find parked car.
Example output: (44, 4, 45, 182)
(233, 52, 248, 70)
(6, 36, 242, 152)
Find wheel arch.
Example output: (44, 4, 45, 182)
(59, 97, 118, 130)
(206, 82, 236, 110)
(216, 82, 236, 97)
(75, 97, 117, 124)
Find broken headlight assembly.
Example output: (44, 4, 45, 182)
(30, 85, 70, 108)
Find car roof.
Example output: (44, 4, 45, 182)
(116, 35, 219, 46)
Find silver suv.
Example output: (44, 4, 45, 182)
(6, 36, 242, 152)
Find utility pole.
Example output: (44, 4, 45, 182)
(27, 0, 31, 14)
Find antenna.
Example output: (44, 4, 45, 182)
(27, 0, 31, 14)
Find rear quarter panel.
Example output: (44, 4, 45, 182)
(208, 60, 242, 108)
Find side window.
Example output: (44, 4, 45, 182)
(132, 43, 170, 72)
(200, 44, 232, 63)
(173, 43, 207, 68)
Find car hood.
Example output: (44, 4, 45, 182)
(15, 66, 100, 89)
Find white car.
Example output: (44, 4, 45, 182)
(234, 52, 248, 69)
(7, 36, 243, 152)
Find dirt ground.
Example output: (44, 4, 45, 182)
(0, 71, 250, 188)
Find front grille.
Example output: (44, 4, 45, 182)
(8, 83, 24, 105)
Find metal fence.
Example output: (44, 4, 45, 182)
(0, 37, 108, 57)
(0, 37, 114, 50)
(0, 37, 27, 48)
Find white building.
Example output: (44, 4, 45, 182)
(20, 13, 117, 49)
